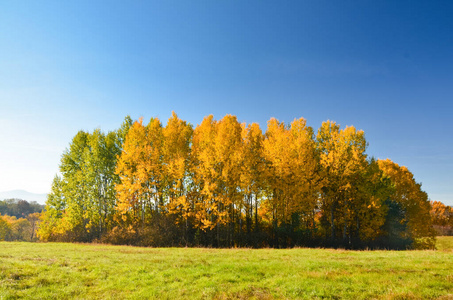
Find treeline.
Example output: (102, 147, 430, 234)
(0, 199, 43, 241)
(0, 199, 44, 218)
(38, 113, 436, 249)
(431, 201, 453, 236)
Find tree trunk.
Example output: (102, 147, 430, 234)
(330, 203, 335, 244)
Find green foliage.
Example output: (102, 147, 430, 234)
(0, 199, 44, 218)
(38, 113, 436, 249)
(0, 242, 452, 299)
(39, 117, 131, 242)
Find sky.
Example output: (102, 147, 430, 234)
(0, 1, 452, 205)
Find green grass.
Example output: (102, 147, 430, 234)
(0, 239, 452, 299)
(436, 236, 453, 252)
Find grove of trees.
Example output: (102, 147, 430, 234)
(430, 201, 453, 235)
(38, 113, 436, 249)
(0, 199, 43, 241)
(0, 198, 44, 218)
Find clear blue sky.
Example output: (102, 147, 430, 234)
(1, 1, 452, 205)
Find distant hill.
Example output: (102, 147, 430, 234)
(0, 190, 47, 205)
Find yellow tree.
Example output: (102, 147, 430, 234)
(240, 122, 264, 239)
(430, 201, 453, 235)
(163, 112, 193, 239)
(378, 159, 435, 249)
(190, 114, 243, 246)
(145, 117, 165, 211)
(214, 114, 243, 245)
(288, 118, 321, 234)
(261, 118, 288, 234)
(348, 158, 391, 244)
(190, 115, 220, 232)
(115, 119, 147, 226)
(431, 201, 452, 227)
(115, 117, 164, 227)
(316, 121, 373, 246)
(0, 215, 12, 241)
(262, 117, 321, 246)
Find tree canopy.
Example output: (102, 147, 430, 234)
(38, 113, 437, 249)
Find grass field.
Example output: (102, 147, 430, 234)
(436, 236, 453, 252)
(1, 238, 452, 299)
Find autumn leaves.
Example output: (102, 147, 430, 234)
(38, 112, 435, 248)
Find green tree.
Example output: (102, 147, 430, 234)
(39, 117, 131, 242)
(378, 159, 436, 249)
(316, 121, 373, 247)
(38, 175, 66, 241)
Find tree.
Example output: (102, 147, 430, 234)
(162, 112, 193, 242)
(431, 201, 452, 226)
(82, 129, 122, 238)
(378, 159, 436, 249)
(190, 115, 244, 246)
(262, 118, 320, 246)
(430, 201, 453, 235)
(38, 175, 66, 241)
(190, 115, 219, 233)
(214, 115, 244, 246)
(115, 117, 164, 228)
(27, 212, 41, 241)
(56, 130, 90, 241)
(37, 113, 437, 249)
(0, 199, 44, 218)
(350, 159, 391, 246)
(0, 216, 12, 241)
(39, 117, 131, 242)
(240, 122, 265, 244)
(316, 121, 379, 247)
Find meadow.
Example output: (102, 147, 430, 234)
(1, 238, 452, 299)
